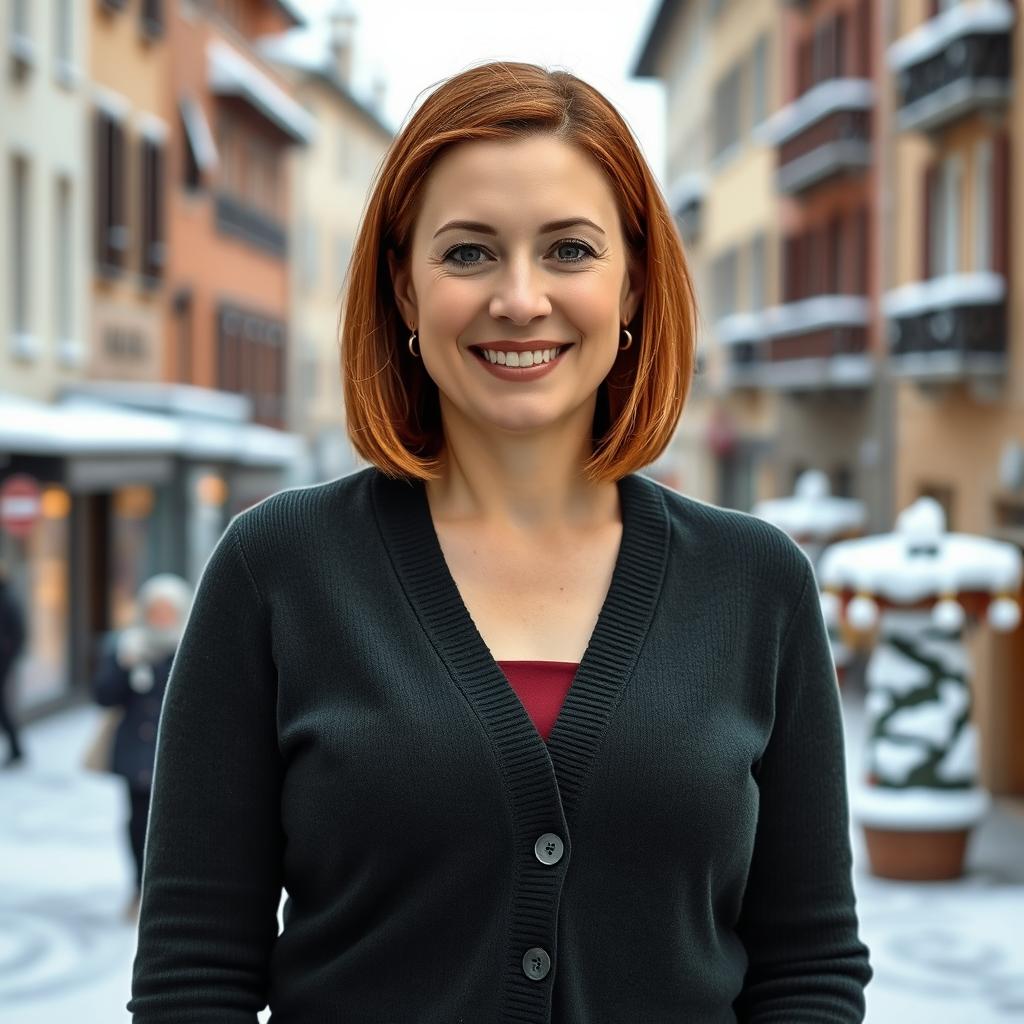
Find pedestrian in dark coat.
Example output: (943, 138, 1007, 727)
(92, 572, 193, 920)
(0, 560, 27, 768)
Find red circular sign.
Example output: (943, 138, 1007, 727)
(0, 474, 42, 539)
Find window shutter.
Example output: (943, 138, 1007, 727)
(923, 161, 938, 279)
(992, 130, 1010, 278)
(95, 112, 110, 267)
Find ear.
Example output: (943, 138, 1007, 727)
(621, 250, 646, 325)
(387, 248, 418, 330)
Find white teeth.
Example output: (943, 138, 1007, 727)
(482, 347, 560, 367)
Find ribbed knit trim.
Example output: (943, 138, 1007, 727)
(371, 468, 669, 1023)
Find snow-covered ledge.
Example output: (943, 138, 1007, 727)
(667, 172, 708, 213)
(207, 39, 316, 144)
(757, 78, 874, 147)
(714, 312, 764, 347)
(888, 0, 1015, 72)
(762, 295, 870, 338)
(882, 271, 1006, 319)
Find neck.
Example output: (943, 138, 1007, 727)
(424, 400, 619, 535)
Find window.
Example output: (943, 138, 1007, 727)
(140, 0, 163, 39)
(95, 109, 128, 273)
(56, 177, 73, 341)
(751, 35, 768, 127)
(929, 154, 963, 278)
(10, 155, 30, 336)
(54, 0, 73, 67)
(711, 247, 739, 320)
(827, 215, 843, 293)
(172, 288, 192, 382)
(10, 0, 33, 72)
(140, 137, 165, 282)
(712, 66, 742, 159)
(974, 137, 993, 273)
(217, 305, 286, 426)
(749, 233, 767, 311)
(11, 0, 29, 35)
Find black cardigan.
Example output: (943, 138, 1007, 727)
(128, 466, 871, 1022)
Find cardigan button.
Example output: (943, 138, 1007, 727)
(522, 947, 551, 981)
(534, 833, 564, 865)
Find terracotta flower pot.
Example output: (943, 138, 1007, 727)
(863, 825, 970, 881)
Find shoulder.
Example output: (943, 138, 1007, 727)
(638, 474, 814, 602)
(229, 466, 376, 545)
(218, 467, 379, 594)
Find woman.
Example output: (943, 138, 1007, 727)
(92, 573, 192, 922)
(128, 62, 871, 1021)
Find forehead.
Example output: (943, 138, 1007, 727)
(413, 136, 621, 239)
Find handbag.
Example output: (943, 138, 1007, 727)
(81, 706, 125, 773)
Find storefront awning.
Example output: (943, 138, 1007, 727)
(0, 391, 305, 469)
(179, 95, 219, 173)
(207, 39, 316, 144)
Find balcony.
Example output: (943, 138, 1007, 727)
(888, 1, 1014, 134)
(715, 314, 764, 393)
(759, 79, 873, 195)
(761, 295, 873, 392)
(215, 192, 287, 257)
(883, 272, 1007, 380)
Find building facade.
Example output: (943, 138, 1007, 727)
(261, 1, 394, 483)
(885, 0, 1022, 791)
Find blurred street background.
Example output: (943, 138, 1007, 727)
(2, 0, 1023, 1020)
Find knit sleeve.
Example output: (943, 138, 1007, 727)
(127, 516, 283, 1022)
(733, 559, 872, 1023)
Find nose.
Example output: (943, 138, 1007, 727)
(488, 254, 552, 325)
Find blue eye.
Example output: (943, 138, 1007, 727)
(555, 240, 595, 263)
(444, 244, 489, 267)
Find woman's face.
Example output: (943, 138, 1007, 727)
(388, 135, 644, 440)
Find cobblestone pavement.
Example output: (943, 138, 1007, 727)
(1, 693, 1022, 1023)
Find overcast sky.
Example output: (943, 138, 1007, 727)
(292, 0, 667, 184)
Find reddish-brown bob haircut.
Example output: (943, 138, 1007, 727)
(340, 60, 698, 483)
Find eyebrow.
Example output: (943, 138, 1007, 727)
(432, 217, 607, 239)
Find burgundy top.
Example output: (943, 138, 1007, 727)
(496, 660, 579, 742)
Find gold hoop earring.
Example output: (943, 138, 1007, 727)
(408, 330, 419, 358)
(619, 328, 633, 351)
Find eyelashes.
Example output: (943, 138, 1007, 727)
(440, 238, 601, 269)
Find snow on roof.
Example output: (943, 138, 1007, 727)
(752, 470, 867, 538)
(817, 497, 1023, 598)
(888, 0, 1015, 73)
(1, 391, 305, 468)
(882, 271, 1006, 319)
(757, 78, 874, 147)
(207, 39, 316, 144)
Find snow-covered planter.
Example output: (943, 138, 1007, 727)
(817, 497, 1022, 880)
(752, 470, 867, 683)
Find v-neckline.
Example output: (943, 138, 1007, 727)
(370, 466, 670, 821)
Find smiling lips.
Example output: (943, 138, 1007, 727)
(469, 341, 574, 368)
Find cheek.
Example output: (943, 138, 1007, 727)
(418, 277, 480, 336)
(562, 276, 622, 338)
